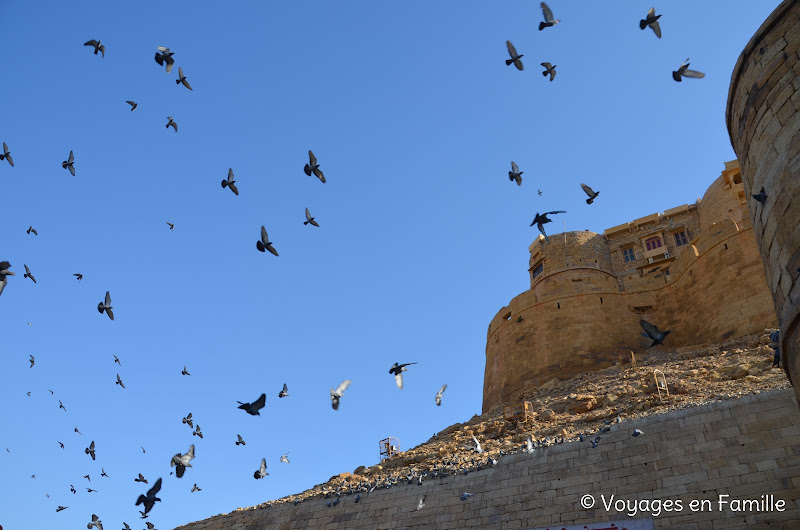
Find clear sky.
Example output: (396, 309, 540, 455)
(0, 1, 782, 528)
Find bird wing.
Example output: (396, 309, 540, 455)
(683, 69, 705, 78)
(253, 393, 266, 410)
(261, 226, 268, 244)
(182, 78, 193, 90)
(651, 20, 662, 38)
(228, 182, 239, 195)
(544, 210, 567, 215)
(506, 40, 517, 58)
(541, 2, 554, 22)
(84, 40, 98, 46)
(126, 100, 135, 107)
(335, 379, 351, 395)
(170, 120, 178, 131)
(510, 161, 519, 174)
(267, 244, 279, 256)
(24, 264, 31, 275)
(305, 208, 312, 221)
(68, 164, 76, 176)
(68, 151, 74, 164)
(395, 372, 404, 389)
(148, 477, 162, 497)
(105, 291, 111, 306)
(580, 183, 595, 197)
(313, 168, 326, 182)
(185, 444, 195, 462)
(308, 150, 317, 166)
(639, 319, 660, 339)
(228, 168, 234, 182)
(178, 66, 184, 78)
(282, 383, 288, 393)
(541, 62, 551, 69)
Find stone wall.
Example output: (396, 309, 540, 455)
(175, 389, 800, 529)
(727, 0, 800, 407)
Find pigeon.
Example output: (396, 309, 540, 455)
(537, 189, 542, 196)
(62, 150, 75, 176)
(304, 150, 326, 183)
(235, 434, 245, 446)
(354, 494, 361, 504)
(639, 319, 671, 347)
(22, 264, 36, 283)
(505, 40, 523, 70)
(176, 67, 193, 90)
(84, 39, 105, 57)
(508, 161, 523, 186)
(98, 291, 114, 320)
(145, 524, 155, 530)
(166, 117, 178, 132)
(640, 7, 662, 38)
(126, 100, 137, 111)
(85, 441, 96, 460)
(632, 429, 644, 437)
(181, 365, 190, 376)
(58, 441, 64, 449)
(470, 434, 484, 454)
(280, 452, 290, 464)
(304, 208, 320, 227)
(75, 427, 81, 434)
(752, 187, 767, 204)
(591, 437, 600, 448)
(115, 373, 125, 388)
(525, 434, 535, 454)
(221, 168, 239, 195)
(331, 379, 351, 410)
(59, 400, 66, 411)
(86, 487, 97, 492)
(122, 524, 131, 530)
(155, 47, 175, 72)
(435, 384, 447, 406)
(254, 458, 269, 479)
(29, 355, 35, 368)
(460, 492, 473, 501)
(237, 393, 266, 415)
(541, 62, 556, 81)
(171, 446, 194, 478)
(166, 222, 174, 231)
(581, 183, 599, 204)
(141, 446, 146, 453)
(256, 226, 278, 256)
(417, 496, 425, 510)
(539, 2, 560, 30)
(56, 506, 68, 512)
(74, 273, 83, 281)
(192, 424, 203, 438)
(135, 477, 162, 515)
(191, 483, 201, 492)
(27, 225, 37, 235)
(0, 261, 14, 296)
(278, 383, 289, 398)
(87, 514, 103, 529)
(101, 468, 108, 478)
(0, 142, 13, 166)
(672, 58, 705, 82)
(135, 474, 148, 484)
(182, 413, 193, 428)
(531, 211, 567, 242)
(389, 362, 417, 390)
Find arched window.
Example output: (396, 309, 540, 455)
(645, 236, 662, 251)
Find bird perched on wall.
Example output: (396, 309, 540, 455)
(541, 62, 557, 81)
(280, 452, 290, 463)
(62, 150, 75, 175)
(135, 474, 148, 484)
(84, 39, 105, 57)
(330, 380, 351, 410)
(460, 492, 474, 501)
(640, 7, 662, 38)
(581, 183, 600, 204)
(508, 161, 523, 185)
(256, 226, 279, 256)
(235, 434, 245, 446)
(0, 261, 14, 297)
(171, 445, 194, 478)
(23, 264, 36, 283)
(639, 319, 671, 347)
(27, 226, 37, 235)
(0, 142, 13, 166)
(672, 58, 705, 82)
(98, 291, 114, 320)
(531, 211, 566, 242)
(304, 208, 320, 227)
(176, 67, 192, 90)
(237, 393, 266, 416)
(254, 458, 269, 479)
(539, 2, 560, 30)
(136, 477, 162, 515)
(632, 429, 644, 437)
(155, 47, 175, 72)
(166, 116, 178, 132)
(74, 273, 83, 281)
(278, 383, 289, 398)
(435, 384, 447, 406)
(389, 362, 417, 390)
(752, 187, 767, 204)
(182, 413, 193, 428)
(85, 440, 96, 460)
(126, 100, 137, 111)
(87, 514, 103, 529)
(304, 150, 326, 183)
(505, 40, 523, 70)
(525, 434, 535, 454)
(115, 373, 125, 389)
(770, 330, 780, 367)
(417, 496, 425, 510)
(221, 168, 239, 195)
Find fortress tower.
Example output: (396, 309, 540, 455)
(483, 161, 778, 413)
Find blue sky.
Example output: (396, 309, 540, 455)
(0, 1, 781, 528)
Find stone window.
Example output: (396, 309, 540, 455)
(674, 231, 688, 246)
(532, 262, 544, 279)
(623, 247, 636, 263)
(645, 236, 662, 251)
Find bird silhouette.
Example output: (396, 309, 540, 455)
(182, 413, 193, 428)
(0, 142, 13, 166)
(331, 380, 351, 410)
(98, 291, 114, 320)
(256, 226, 279, 256)
(29, 355, 35, 368)
(70, 484, 76, 494)
(304, 150, 326, 183)
(640, 319, 671, 347)
(672, 58, 705, 82)
(166, 222, 174, 231)
(58, 441, 64, 449)
(126, 100, 137, 111)
(59, 400, 66, 411)
(505, 41, 523, 70)
(62, 150, 75, 176)
(304, 208, 320, 227)
(280, 452, 290, 464)
(155, 47, 175, 72)
(435, 384, 447, 406)
(56, 506, 68, 512)
(581, 183, 599, 204)
(278, 383, 289, 398)
(85, 440, 96, 460)
(114, 354, 120, 365)
(101, 468, 108, 477)
(235, 434, 245, 446)
(0, 261, 14, 296)
(531, 211, 566, 242)
(84, 39, 105, 57)
(135, 473, 148, 484)
(74, 273, 83, 281)
(221, 168, 239, 195)
(115, 373, 125, 389)
(640, 7, 662, 38)
(23, 264, 36, 283)
(191, 483, 202, 492)
(192, 424, 203, 438)
(136, 477, 162, 515)
(389, 362, 418, 389)
(752, 187, 767, 204)
(539, 2, 560, 30)
(171, 445, 194, 478)
(87, 513, 103, 529)
(237, 393, 266, 415)
(176, 67, 193, 90)
(166, 117, 178, 132)
(508, 161, 523, 185)
(181, 365, 190, 376)
(26, 225, 37, 235)
(254, 458, 269, 479)
(541, 62, 557, 81)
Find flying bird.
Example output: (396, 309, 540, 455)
(74, 427, 81, 434)
(56, 506, 68, 512)
(531, 211, 567, 242)
(122, 523, 131, 530)
(640, 7, 662, 38)
(85, 440, 96, 460)
(154, 47, 175, 72)
(27, 225, 37, 235)
(256, 226, 279, 256)
(505, 40, 523, 70)
(539, 2, 560, 30)
(166, 116, 178, 132)
(166, 222, 174, 231)
(171, 445, 194, 478)
(280, 452, 290, 464)
(98, 291, 114, 320)
(508, 161, 523, 186)
(135, 474, 148, 484)
(417, 496, 425, 511)
(0, 142, 13, 166)
(389, 362, 418, 390)
(62, 150, 75, 176)
(126, 100, 137, 111)
(192, 424, 203, 439)
(304, 208, 320, 227)
(58, 441, 64, 449)
(74, 273, 83, 281)
(181, 365, 190, 376)
(541, 62, 557, 81)
(70, 484, 76, 494)
(191, 483, 201, 492)
(29, 355, 35, 368)
(752, 187, 767, 204)
(278, 383, 289, 398)
(114, 354, 120, 365)
(237, 393, 266, 416)
(84, 39, 105, 57)
(176, 67, 193, 90)
(581, 183, 599, 204)
(141, 446, 146, 453)
(640, 319, 671, 347)
(537, 189, 542, 196)
(254, 458, 269, 479)
(59, 400, 66, 411)
(23, 264, 36, 283)
(115, 373, 125, 389)
(0, 261, 14, 296)
(101, 468, 108, 478)
(221, 168, 239, 195)
(330, 379, 351, 410)
(304, 150, 326, 183)
(86, 487, 98, 493)
(136, 477, 162, 515)
(145, 523, 156, 530)
(182, 413, 193, 428)
(672, 58, 705, 82)
(435, 384, 447, 406)
(87, 514, 103, 529)
(235, 434, 245, 446)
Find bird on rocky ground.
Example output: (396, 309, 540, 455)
(389, 362, 417, 389)
(182, 413, 193, 429)
(254, 458, 269, 479)
(192, 424, 203, 439)
(27, 225, 37, 235)
(525, 434, 535, 454)
(461, 492, 473, 501)
(56, 506, 68, 512)
(278, 383, 289, 398)
(632, 429, 644, 437)
(166, 222, 174, 231)
(62, 150, 75, 176)
(126, 100, 137, 111)
(74, 273, 83, 281)
(221, 168, 239, 195)
(84, 39, 105, 57)
(29, 355, 35, 368)
(304, 150, 326, 183)
(531, 211, 566, 242)
(101, 468, 108, 478)
(114, 354, 120, 365)
(237, 393, 266, 416)
(115, 373, 125, 389)
(435, 384, 447, 406)
(191, 483, 201, 492)
(0, 142, 13, 166)
(235, 434, 245, 446)
(87, 514, 103, 529)
(640, 7, 662, 38)
(181, 365, 190, 376)
(539, 2, 560, 30)
(0, 261, 15, 296)
(509, 161, 523, 185)
(581, 183, 599, 204)
(59, 400, 66, 411)
(304, 208, 320, 227)
(505, 40, 523, 70)
(136, 477, 162, 515)
(135, 474, 148, 484)
(171, 446, 194, 478)
(470, 433, 484, 454)
(640, 319, 671, 347)
(331, 379, 351, 410)
(176, 67, 192, 90)
(98, 291, 114, 320)
(85, 441, 96, 460)
(166, 116, 177, 132)
(155, 47, 175, 72)
(541, 62, 556, 81)
(280, 452, 290, 464)
(256, 226, 279, 256)
(752, 187, 767, 204)
(672, 58, 705, 82)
